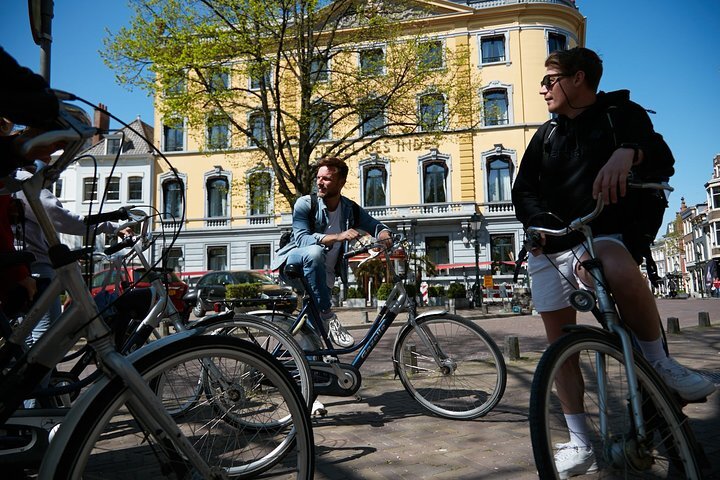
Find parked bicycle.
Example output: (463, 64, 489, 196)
(526, 183, 709, 478)
(254, 233, 507, 420)
(0, 94, 314, 479)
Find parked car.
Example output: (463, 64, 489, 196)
(189, 270, 297, 317)
(91, 266, 189, 314)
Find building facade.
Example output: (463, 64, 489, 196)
(150, 0, 585, 289)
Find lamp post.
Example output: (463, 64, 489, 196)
(696, 248, 705, 298)
(469, 212, 483, 308)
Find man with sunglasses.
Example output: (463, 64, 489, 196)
(512, 47, 715, 478)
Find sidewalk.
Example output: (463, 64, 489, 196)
(309, 298, 720, 479)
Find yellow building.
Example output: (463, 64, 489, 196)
(151, 0, 585, 288)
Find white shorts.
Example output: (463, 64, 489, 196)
(528, 235, 626, 313)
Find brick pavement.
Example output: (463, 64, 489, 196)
(309, 298, 720, 479)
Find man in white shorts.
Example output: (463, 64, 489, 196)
(513, 47, 715, 478)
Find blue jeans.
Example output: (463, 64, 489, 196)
(27, 263, 62, 346)
(281, 245, 331, 313)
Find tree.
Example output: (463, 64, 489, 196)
(103, 0, 480, 207)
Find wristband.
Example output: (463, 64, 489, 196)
(619, 143, 641, 166)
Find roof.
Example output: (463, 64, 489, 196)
(81, 118, 155, 157)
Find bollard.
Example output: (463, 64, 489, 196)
(505, 335, 520, 361)
(666, 317, 680, 334)
(363, 310, 370, 323)
(699, 311, 711, 328)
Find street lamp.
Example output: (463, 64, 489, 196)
(469, 212, 483, 308)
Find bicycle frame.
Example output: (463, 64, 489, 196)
(526, 188, 671, 448)
(0, 100, 221, 477)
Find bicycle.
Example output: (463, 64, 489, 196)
(526, 183, 708, 479)
(0, 93, 314, 479)
(255, 233, 507, 420)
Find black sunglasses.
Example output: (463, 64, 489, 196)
(540, 74, 569, 89)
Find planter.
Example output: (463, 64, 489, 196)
(427, 296, 446, 307)
(449, 297, 470, 310)
(344, 298, 366, 308)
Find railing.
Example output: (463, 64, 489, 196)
(468, 0, 577, 9)
(482, 202, 514, 216)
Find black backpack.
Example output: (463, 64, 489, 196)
(277, 194, 361, 250)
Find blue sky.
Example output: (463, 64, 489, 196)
(2, 0, 718, 228)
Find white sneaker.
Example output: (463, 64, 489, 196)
(554, 444, 598, 479)
(311, 399, 327, 417)
(652, 356, 716, 402)
(324, 314, 354, 348)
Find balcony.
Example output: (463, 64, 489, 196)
(482, 201, 515, 216)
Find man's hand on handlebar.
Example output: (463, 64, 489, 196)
(592, 147, 639, 204)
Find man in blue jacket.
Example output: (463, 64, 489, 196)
(272, 157, 391, 348)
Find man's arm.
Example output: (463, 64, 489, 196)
(512, 127, 548, 227)
(291, 195, 325, 247)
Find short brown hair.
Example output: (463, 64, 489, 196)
(317, 157, 348, 180)
(545, 47, 603, 91)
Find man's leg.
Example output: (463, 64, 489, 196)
(284, 245, 353, 347)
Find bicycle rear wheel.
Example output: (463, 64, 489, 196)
(393, 314, 507, 419)
(43, 335, 314, 479)
(530, 329, 701, 479)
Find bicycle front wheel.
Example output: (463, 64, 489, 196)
(393, 314, 507, 420)
(43, 335, 314, 479)
(530, 329, 701, 479)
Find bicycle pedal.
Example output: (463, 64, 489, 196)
(322, 355, 339, 364)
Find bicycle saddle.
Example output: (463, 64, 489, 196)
(283, 263, 303, 279)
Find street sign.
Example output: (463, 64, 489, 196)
(483, 275, 493, 288)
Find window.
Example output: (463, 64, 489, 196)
(426, 236, 449, 265)
(359, 48, 385, 75)
(106, 136, 122, 155)
(163, 71, 185, 96)
(481, 35, 506, 63)
(249, 65, 271, 90)
(83, 178, 97, 202)
(418, 93, 446, 131)
(548, 32, 567, 53)
(207, 114, 230, 150)
(128, 176, 143, 201)
(162, 179, 184, 221)
(490, 234, 514, 274)
(106, 176, 120, 201)
(207, 246, 227, 271)
(54, 178, 63, 199)
(422, 161, 448, 203)
(359, 97, 385, 136)
(311, 57, 329, 83)
(482, 89, 509, 126)
(419, 40, 443, 69)
(206, 177, 228, 218)
(309, 101, 331, 141)
(163, 117, 184, 152)
(208, 68, 229, 92)
(251, 244, 271, 270)
(362, 164, 387, 207)
(248, 112, 266, 147)
(248, 171, 272, 216)
(712, 187, 720, 209)
(163, 247, 183, 272)
(487, 156, 513, 202)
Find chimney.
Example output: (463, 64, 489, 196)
(680, 197, 687, 211)
(92, 103, 110, 145)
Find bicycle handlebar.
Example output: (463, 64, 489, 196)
(84, 206, 136, 225)
(342, 233, 405, 259)
(527, 181, 673, 238)
(104, 236, 139, 256)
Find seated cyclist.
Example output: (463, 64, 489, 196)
(272, 157, 392, 348)
(512, 47, 715, 478)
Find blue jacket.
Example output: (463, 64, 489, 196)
(271, 194, 390, 285)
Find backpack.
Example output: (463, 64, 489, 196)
(542, 93, 675, 286)
(277, 193, 361, 250)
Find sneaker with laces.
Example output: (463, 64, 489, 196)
(554, 444, 598, 479)
(652, 356, 716, 402)
(324, 314, 354, 348)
